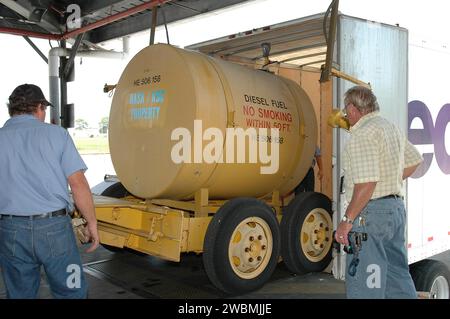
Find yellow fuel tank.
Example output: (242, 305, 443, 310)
(109, 44, 317, 200)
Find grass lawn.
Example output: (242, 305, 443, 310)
(74, 136, 109, 154)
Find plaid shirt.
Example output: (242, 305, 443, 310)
(343, 111, 423, 202)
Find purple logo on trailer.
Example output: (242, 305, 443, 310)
(408, 101, 450, 178)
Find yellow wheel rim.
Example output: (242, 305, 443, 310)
(228, 217, 273, 279)
(300, 208, 333, 263)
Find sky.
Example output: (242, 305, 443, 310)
(0, 0, 450, 127)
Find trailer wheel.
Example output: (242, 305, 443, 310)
(410, 259, 450, 299)
(280, 192, 333, 274)
(203, 198, 280, 294)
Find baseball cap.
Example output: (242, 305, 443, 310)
(9, 84, 53, 107)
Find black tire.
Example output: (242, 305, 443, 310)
(280, 192, 333, 274)
(203, 198, 280, 294)
(101, 182, 130, 198)
(410, 259, 450, 299)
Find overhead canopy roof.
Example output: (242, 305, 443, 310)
(187, 13, 330, 70)
(0, 0, 253, 44)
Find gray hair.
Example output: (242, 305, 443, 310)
(344, 86, 379, 114)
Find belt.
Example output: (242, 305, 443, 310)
(371, 194, 404, 201)
(0, 209, 67, 220)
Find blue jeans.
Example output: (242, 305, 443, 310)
(345, 198, 417, 299)
(0, 215, 87, 299)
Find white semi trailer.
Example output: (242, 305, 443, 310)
(330, 15, 450, 299)
(90, 12, 449, 297)
(186, 12, 450, 298)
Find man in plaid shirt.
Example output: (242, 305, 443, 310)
(335, 86, 423, 299)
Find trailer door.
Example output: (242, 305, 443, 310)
(333, 15, 408, 280)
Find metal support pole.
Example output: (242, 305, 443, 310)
(59, 40, 68, 128)
(320, 0, 339, 83)
(64, 33, 83, 79)
(150, 5, 158, 45)
(49, 48, 60, 125)
(23, 36, 48, 64)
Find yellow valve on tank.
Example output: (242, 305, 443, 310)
(327, 109, 350, 130)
